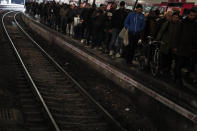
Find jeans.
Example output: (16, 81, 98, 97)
(115, 37, 123, 54)
(103, 31, 111, 50)
(109, 28, 119, 50)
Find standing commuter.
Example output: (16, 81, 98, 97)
(59, 4, 68, 33)
(156, 12, 180, 77)
(154, 11, 172, 38)
(124, 4, 145, 64)
(66, 4, 76, 36)
(91, 4, 106, 49)
(54, 3, 61, 31)
(73, 3, 84, 40)
(80, 3, 94, 45)
(103, 12, 113, 53)
(109, 1, 128, 57)
(175, 9, 197, 87)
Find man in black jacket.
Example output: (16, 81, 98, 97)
(91, 4, 106, 48)
(175, 9, 197, 88)
(80, 3, 94, 45)
(108, 1, 128, 57)
(66, 4, 76, 35)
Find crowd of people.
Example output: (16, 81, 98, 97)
(25, 1, 197, 88)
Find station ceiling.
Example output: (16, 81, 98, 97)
(28, 0, 168, 4)
(25, 0, 197, 4)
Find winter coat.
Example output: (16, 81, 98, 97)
(178, 18, 197, 57)
(104, 17, 112, 31)
(144, 15, 156, 37)
(111, 8, 128, 30)
(168, 22, 181, 49)
(66, 8, 76, 23)
(81, 8, 93, 25)
(91, 9, 106, 29)
(59, 7, 68, 17)
(75, 7, 84, 17)
(153, 17, 166, 38)
(156, 21, 181, 54)
(124, 11, 145, 33)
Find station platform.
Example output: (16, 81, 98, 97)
(21, 13, 197, 124)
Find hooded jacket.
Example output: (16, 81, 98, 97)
(124, 11, 145, 33)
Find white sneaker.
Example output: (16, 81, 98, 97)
(109, 50, 114, 56)
(80, 39, 85, 43)
(99, 47, 103, 50)
(115, 53, 121, 58)
(93, 47, 98, 50)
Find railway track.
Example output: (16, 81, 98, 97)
(1, 11, 126, 131)
(0, 10, 53, 131)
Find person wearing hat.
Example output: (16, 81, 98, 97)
(124, 4, 145, 64)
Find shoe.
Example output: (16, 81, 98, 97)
(80, 39, 85, 43)
(99, 47, 103, 50)
(93, 46, 98, 50)
(109, 50, 114, 56)
(115, 53, 121, 58)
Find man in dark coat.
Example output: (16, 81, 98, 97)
(109, 1, 128, 57)
(66, 4, 76, 35)
(154, 11, 172, 38)
(80, 3, 94, 44)
(175, 9, 197, 87)
(156, 12, 181, 76)
(91, 4, 106, 48)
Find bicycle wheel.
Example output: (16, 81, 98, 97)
(138, 56, 146, 70)
(150, 49, 160, 77)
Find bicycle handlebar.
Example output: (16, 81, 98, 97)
(151, 40, 165, 45)
(147, 36, 154, 39)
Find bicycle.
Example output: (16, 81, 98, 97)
(134, 36, 153, 70)
(149, 40, 164, 77)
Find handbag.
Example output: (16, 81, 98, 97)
(119, 27, 129, 46)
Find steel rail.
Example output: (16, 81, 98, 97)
(14, 12, 127, 131)
(2, 11, 61, 131)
